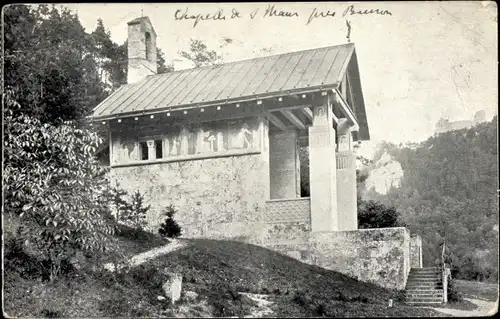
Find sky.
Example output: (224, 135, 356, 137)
(64, 1, 497, 158)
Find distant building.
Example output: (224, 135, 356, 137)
(435, 110, 487, 135)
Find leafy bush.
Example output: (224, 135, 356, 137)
(447, 278, 463, 303)
(3, 90, 116, 281)
(158, 205, 182, 238)
(358, 200, 402, 229)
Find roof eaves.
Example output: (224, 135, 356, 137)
(90, 84, 339, 121)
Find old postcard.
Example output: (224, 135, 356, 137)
(3, 2, 498, 318)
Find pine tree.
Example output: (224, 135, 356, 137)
(128, 190, 150, 230)
(158, 205, 182, 238)
(109, 185, 131, 222)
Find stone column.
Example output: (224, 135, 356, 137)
(336, 118, 358, 231)
(269, 129, 299, 199)
(309, 99, 338, 232)
(147, 140, 155, 160)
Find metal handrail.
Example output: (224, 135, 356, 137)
(440, 239, 451, 303)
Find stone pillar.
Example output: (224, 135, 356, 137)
(309, 100, 338, 232)
(269, 129, 299, 199)
(147, 140, 155, 160)
(336, 118, 358, 231)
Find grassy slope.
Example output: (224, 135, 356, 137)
(4, 232, 446, 318)
(454, 279, 499, 301)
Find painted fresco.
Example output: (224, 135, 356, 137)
(163, 117, 260, 158)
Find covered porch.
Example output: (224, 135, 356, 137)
(264, 83, 362, 232)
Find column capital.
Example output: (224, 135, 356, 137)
(336, 118, 355, 152)
(311, 104, 334, 127)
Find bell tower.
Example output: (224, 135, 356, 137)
(127, 16, 157, 84)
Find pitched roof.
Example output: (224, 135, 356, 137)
(92, 42, 369, 139)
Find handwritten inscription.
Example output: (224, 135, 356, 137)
(307, 8, 336, 25)
(263, 4, 299, 18)
(174, 4, 393, 27)
(174, 8, 227, 27)
(342, 5, 392, 17)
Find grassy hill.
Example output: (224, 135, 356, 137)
(4, 223, 445, 318)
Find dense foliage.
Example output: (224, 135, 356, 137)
(3, 90, 116, 280)
(364, 117, 498, 281)
(358, 200, 402, 229)
(3, 4, 171, 124)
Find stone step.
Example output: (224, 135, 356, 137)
(409, 271, 441, 276)
(406, 281, 443, 289)
(405, 296, 443, 302)
(408, 274, 440, 279)
(404, 287, 443, 291)
(405, 289, 443, 294)
(406, 284, 443, 289)
(410, 269, 440, 272)
(405, 292, 444, 297)
(409, 270, 440, 274)
(409, 268, 440, 274)
(406, 277, 441, 283)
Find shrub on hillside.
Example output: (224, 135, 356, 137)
(3, 89, 116, 281)
(447, 278, 463, 303)
(358, 200, 402, 229)
(116, 190, 150, 230)
(158, 205, 182, 238)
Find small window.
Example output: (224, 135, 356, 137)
(155, 139, 163, 159)
(139, 141, 148, 160)
(145, 32, 151, 60)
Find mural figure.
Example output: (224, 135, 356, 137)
(164, 138, 170, 157)
(233, 122, 253, 148)
(180, 127, 191, 155)
(196, 128, 212, 153)
(338, 134, 349, 152)
(216, 131, 225, 152)
(170, 136, 180, 156)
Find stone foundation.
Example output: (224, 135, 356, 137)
(265, 227, 415, 290)
(110, 152, 269, 244)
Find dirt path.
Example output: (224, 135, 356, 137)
(430, 298, 498, 317)
(240, 293, 274, 318)
(103, 239, 187, 271)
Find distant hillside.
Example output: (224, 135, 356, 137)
(363, 116, 498, 281)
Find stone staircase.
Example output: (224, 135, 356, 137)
(405, 267, 444, 305)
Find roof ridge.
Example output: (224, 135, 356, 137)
(151, 42, 355, 79)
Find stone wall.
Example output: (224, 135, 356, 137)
(266, 227, 412, 290)
(335, 152, 357, 230)
(410, 234, 423, 268)
(111, 152, 269, 244)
